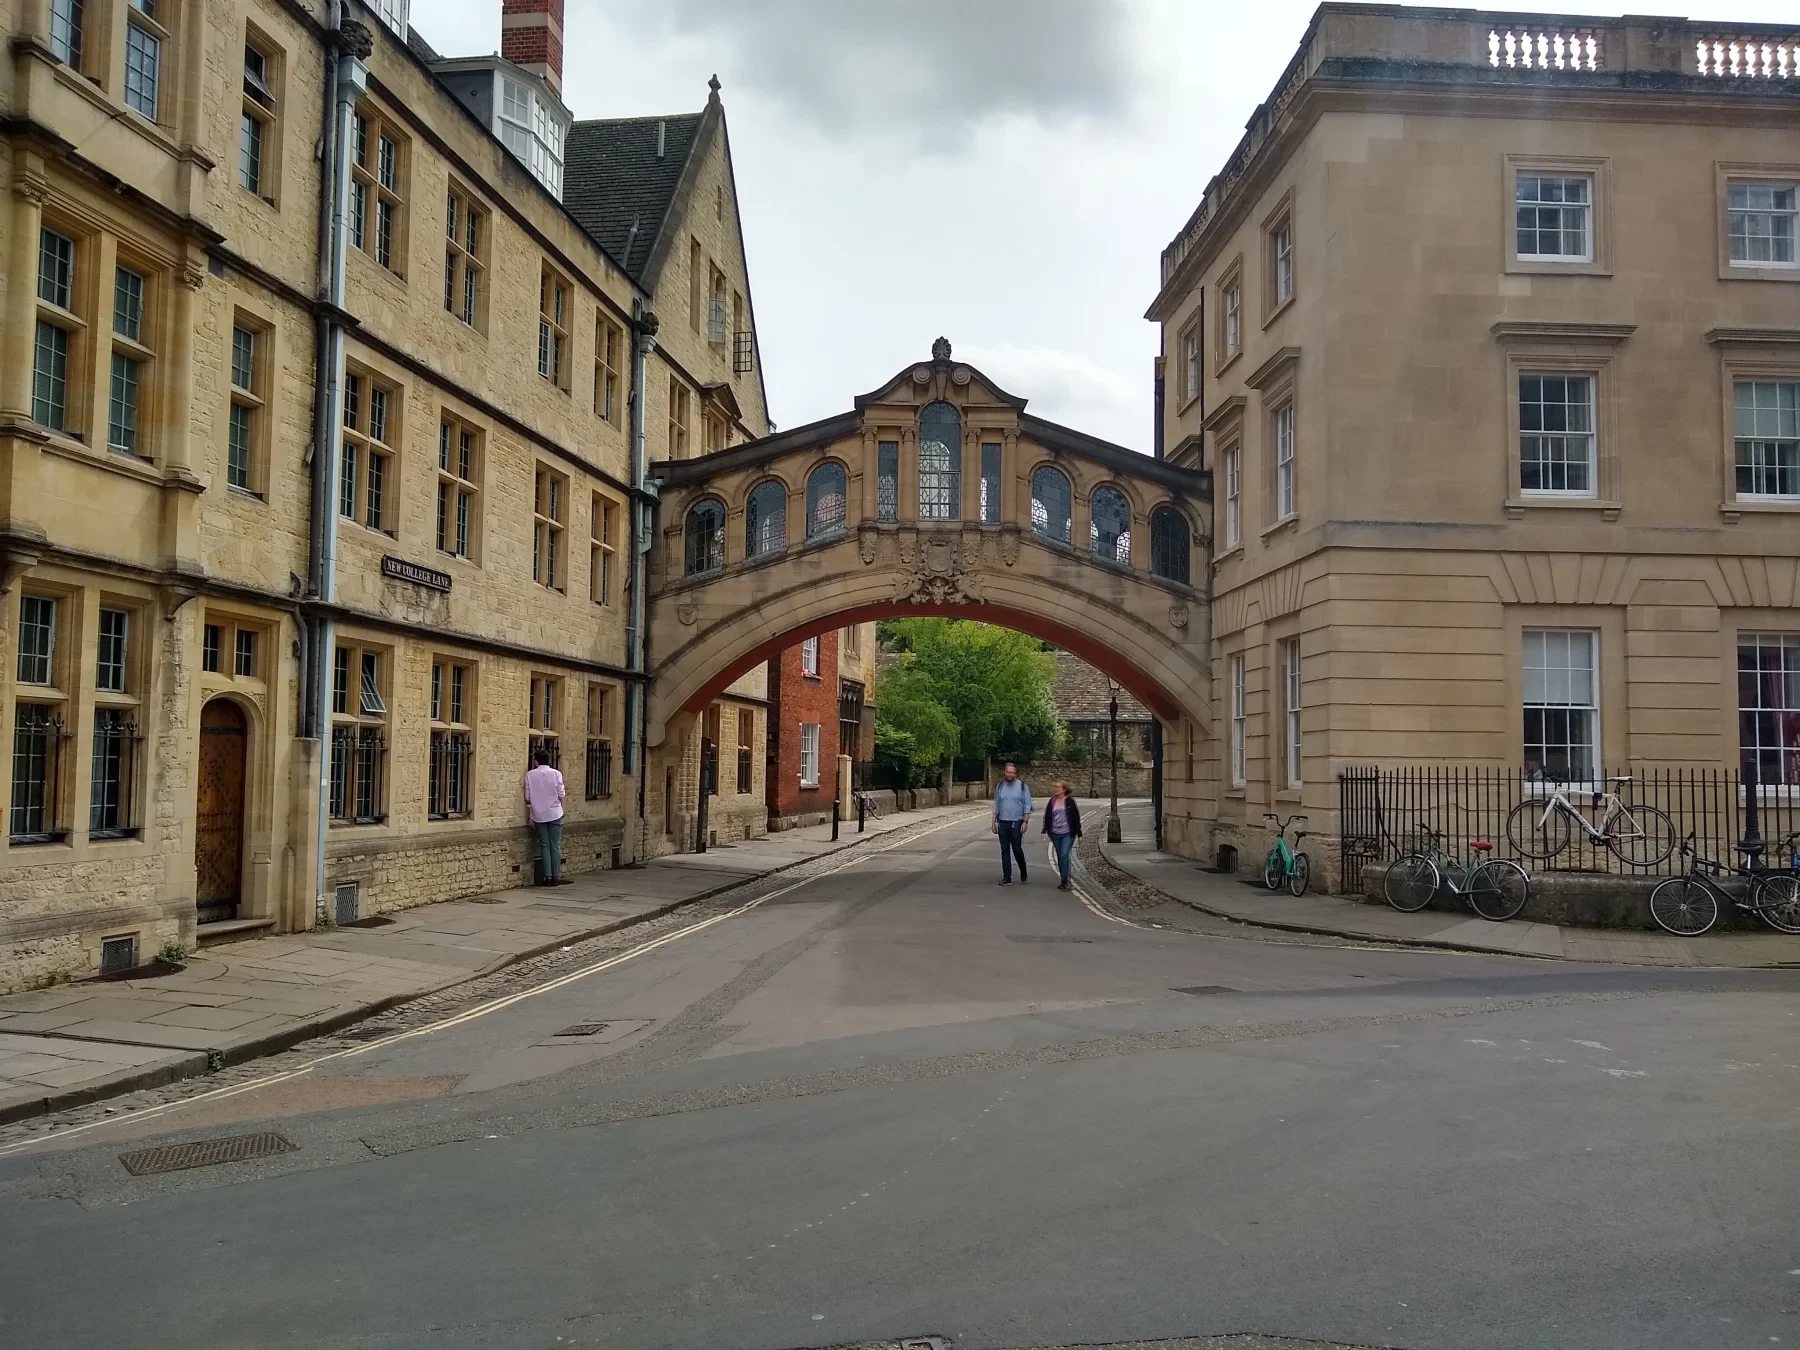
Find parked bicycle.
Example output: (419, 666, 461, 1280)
(1505, 774, 1677, 867)
(1648, 833, 1800, 936)
(1260, 814, 1311, 896)
(1384, 825, 1532, 921)
(854, 791, 883, 821)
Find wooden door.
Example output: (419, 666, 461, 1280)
(195, 699, 247, 920)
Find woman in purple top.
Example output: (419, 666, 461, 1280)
(1041, 780, 1084, 891)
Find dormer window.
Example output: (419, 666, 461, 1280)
(499, 76, 566, 199)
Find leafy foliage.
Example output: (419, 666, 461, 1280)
(875, 621, 1063, 774)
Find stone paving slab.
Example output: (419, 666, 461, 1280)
(1100, 801, 1800, 968)
(0, 800, 982, 1123)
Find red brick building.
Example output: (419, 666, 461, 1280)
(765, 631, 843, 828)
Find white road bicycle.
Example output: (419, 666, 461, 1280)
(1504, 775, 1677, 867)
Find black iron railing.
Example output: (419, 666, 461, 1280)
(10, 704, 68, 844)
(429, 731, 473, 819)
(586, 738, 613, 800)
(1337, 764, 1800, 895)
(88, 710, 142, 838)
(329, 725, 387, 824)
(736, 745, 752, 794)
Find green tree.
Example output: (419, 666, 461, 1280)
(880, 620, 1061, 762)
(874, 662, 960, 775)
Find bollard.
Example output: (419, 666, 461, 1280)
(831, 797, 840, 841)
(858, 792, 866, 833)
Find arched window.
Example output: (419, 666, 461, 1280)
(1089, 486, 1131, 564)
(806, 461, 847, 540)
(1150, 506, 1190, 585)
(918, 401, 961, 521)
(684, 499, 725, 575)
(1030, 466, 1072, 544)
(745, 479, 787, 558)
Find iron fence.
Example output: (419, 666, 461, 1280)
(585, 738, 613, 800)
(1337, 764, 1800, 895)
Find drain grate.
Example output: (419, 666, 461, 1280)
(552, 1022, 609, 1037)
(119, 1131, 296, 1176)
(1172, 985, 1239, 995)
(332, 1024, 398, 1042)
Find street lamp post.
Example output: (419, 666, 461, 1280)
(1106, 678, 1122, 843)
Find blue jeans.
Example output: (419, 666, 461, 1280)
(533, 817, 564, 882)
(996, 819, 1027, 881)
(1051, 831, 1075, 884)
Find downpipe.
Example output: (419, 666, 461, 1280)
(628, 306, 659, 853)
(307, 21, 370, 924)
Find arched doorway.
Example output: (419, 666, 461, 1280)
(195, 699, 247, 923)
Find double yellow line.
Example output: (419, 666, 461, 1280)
(0, 815, 972, 1158)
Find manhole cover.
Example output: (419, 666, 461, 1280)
(332, 1024, 397, 1042)
(534, 1018, 651, 1048)
(341, 915, 396, 928)
(119, 1131, 296, 1176)
(1173, 985, 1239, 995)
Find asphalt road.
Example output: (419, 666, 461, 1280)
(2, 812, 1797, 1350)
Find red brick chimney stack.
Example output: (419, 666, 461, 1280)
(501, 0, 564, 99)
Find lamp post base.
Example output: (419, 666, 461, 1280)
(1106, 812, 1122, 844)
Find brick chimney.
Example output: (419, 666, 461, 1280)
(501, 0, 563, 99)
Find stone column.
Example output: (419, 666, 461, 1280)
(3, 163, 47, 421)
(159, 250, 206, 575)
(1001, 429, 1021, 525)
(899, 426, 918, 524)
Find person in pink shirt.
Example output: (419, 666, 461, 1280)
(523, 748, 568, 886)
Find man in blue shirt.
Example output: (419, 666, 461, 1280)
(991, 761, 1033, 884)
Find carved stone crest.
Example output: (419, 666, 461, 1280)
(894, 530, 983, 606)
(1168, 602, 1190, 630)
(676, 600, 699, 626)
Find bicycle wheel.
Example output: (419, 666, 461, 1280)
(1466, 859, 1530, 922)
(1608, 805, 1678, 868)
(1262, 848, 1284, 891)
(1506, 799, 1572, 861)
(1648, 876, 1718, 936)
(1287, 852, 1311, 897)
(1752, 873, 1800, 935)
(1384, 854, 1439, 912)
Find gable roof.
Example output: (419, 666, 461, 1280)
(564, 111, 705, 283)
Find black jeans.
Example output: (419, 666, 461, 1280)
(997, 819, 1027, 881)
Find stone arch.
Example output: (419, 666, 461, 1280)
(648, 558, 1208, 749)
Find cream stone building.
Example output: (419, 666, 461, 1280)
(0, 0, 775, 987)
(1149, 5, 1800, 875)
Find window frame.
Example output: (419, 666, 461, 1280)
(532, 463, 569, 591)
(1517, 370, 1598, 500)
(122, 0, 169, 125)
(917, 402, 962, 522)
(528, 672, 562, 769)
(684, 498, 725, 577)
(1730, 376, 1800, 505)
(1279, 637, 1302, 791)
(805, 460, 847, 540)
(339, 366, 400, 536)
(584, 681, 615, 800)
(444, 183, 487, 331)
(800, 636, 820, 679)
(436, 414, 481, 562)
(667, 377, 691, 458)
(1177, 314, 1201, 408)
(745, 478, 787, 559)
(12, 589, 73, 845)
(1228, 653, 1247, 789)
(1215, 255, 1244, 373)
(877, 439, 900, 524)
(1222, 442, 1242, 550)
(1262, 189, 1296, 325)
(1717, 163, 1800, 283)
(1521, 627, 1600, 786)
(1739, 633, 1800, 788)
(428, 657, 475, 820)
(328, 639, 390, 826)
(226, 313, 269, 497)
(1272, 400, 1296, 523)
(591, 492, 619, 604)
(240, 27, 283, 206)
(349, 102, 407, 275)
(1496, 334, 1624, 519)
(537, 263, 571, 390)
(799, 721, 821, 788)
(1030, 465, 1072, 545)
(595, 316, 623, 425)
(33, 224, 85, 439)
(1088, 485, 1132, 566)
(1505, 155, 1611, 276)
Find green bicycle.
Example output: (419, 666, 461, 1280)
(1384, 825, 1531, 922)
(1261, 813, 1311, 896)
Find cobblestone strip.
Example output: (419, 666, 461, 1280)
(0, 810, 982, 1150)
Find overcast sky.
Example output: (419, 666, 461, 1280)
(422, 0, 1795, 451)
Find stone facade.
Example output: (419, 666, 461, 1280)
(0, 0, 773, 988)
(1148, 5, 1800, 882)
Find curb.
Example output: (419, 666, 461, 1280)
(1089, 838, 1565, 960)
(0, 807, 981, 1127)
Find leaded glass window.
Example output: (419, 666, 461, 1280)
(1150, 508, 1190, 585)
(684, 499, 724, 575)
(1030, 467, 1071, 544)
(746, 479, 787, 557)
(806, 462, 846, 540)
(877, 440, 898, 523)
(1089, 487, 1131, 564)
(918, 402, 961, 521)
